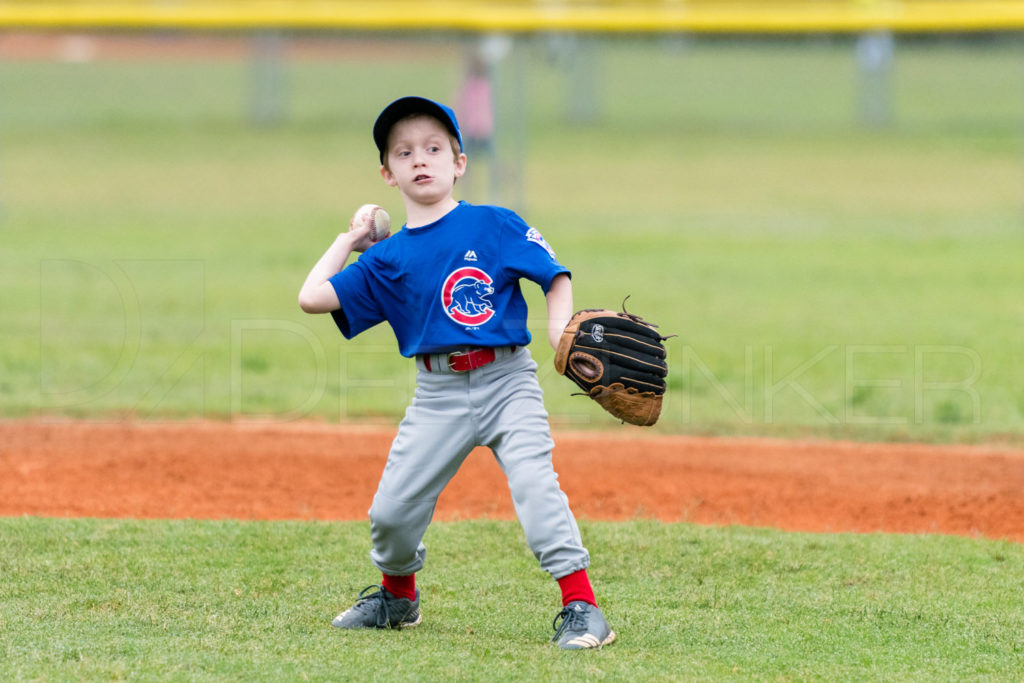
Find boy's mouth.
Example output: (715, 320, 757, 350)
(413, 174, 431, 183)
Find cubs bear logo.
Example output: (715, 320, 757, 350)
(441, 267, 495, 327)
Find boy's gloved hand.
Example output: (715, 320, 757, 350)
(554, 305, 670, 426)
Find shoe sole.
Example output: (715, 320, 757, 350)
(399, 613, 423, 629)
(330, 612, 422, 630)
(558, 629, 617, 649)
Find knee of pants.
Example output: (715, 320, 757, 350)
(505, 452, 558, 503)
(369, 495, 424, 536)
(369, 495, 433, 559)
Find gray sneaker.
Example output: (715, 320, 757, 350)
(551, 601, 616, 649)
(331, 585, 422, 630)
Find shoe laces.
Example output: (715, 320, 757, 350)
(355, 585, 393, 629)
(551, 603, 589, 643)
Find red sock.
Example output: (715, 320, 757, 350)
(557, 569, 596, 607)
(381, 573, 416, 601)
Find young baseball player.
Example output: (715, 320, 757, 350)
(298, 96, 615, 649)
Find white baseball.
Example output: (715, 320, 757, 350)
(351, 204, 391, 243)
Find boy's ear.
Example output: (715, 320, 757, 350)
(380, 165, 398, 187)
(454, 153, 468, 179)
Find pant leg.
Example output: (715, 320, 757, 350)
(473, 348, 591, 580)
(369, 370, 476, 576)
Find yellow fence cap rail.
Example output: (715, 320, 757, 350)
(2, 1, 1024, 32)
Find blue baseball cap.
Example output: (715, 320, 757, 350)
(373, 96, 463, 164)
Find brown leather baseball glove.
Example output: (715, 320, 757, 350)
(554, 306, 669, 426)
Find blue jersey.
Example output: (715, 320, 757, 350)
(329, 202, 570, 357)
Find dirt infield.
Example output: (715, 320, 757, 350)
(2, 420, 1022, 543)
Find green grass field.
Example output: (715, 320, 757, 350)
(2, 35, 1022, 442)
(2, 34, 1024, 680)
(2, 518, 1023, 680)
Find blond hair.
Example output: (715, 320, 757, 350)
(381, 113, 462, 172)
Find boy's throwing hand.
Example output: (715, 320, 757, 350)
(348, 204, 391, 253)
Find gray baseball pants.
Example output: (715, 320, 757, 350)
(368, 346, 590, 580)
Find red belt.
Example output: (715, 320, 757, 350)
(421, 347, 514, 373)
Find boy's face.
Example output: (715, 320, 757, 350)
(380, 115, 466, 206)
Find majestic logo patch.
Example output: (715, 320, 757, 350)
(463, 250, 478, 262)
(525, 227, 557, 259)
(441, 267, 495, 327)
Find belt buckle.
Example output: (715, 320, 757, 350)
(447, 351, 466, 373)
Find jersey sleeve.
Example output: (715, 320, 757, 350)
(327, 255, 387, 339)
(499, 211, 571, 292)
